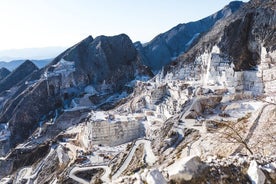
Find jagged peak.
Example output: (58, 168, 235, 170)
(67, 35, 94, 52)
(18, 60, 39, 70)
(226, 1, 245, 10)
(79, 35, 94, 44)
(93, 33, 133, 43)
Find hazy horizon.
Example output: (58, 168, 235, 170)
(0, 46, 67, 62)
(0, 0, 249, 58)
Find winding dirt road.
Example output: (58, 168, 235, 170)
(69, 139, 156, 183)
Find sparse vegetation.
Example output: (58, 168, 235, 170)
(218, 113, 254, 155)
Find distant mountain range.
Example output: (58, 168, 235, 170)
(0, 47, 66, 62)
(0, 47, 66, 71)
(0, 59, 52, 71)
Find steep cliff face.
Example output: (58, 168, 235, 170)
(137, 1, 244, 71)
(219, 1, 276, 71)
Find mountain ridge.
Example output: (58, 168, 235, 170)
(136, 1, 245, 71)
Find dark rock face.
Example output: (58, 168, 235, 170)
(220, 13, 258, 70)
(219, 2, 276, 70)
(0, 67, 10, 81)
(138, 1, 244, 71)
(0, 60, 38, 93)
(7, 80, 62, 146)
(47, 34, 151, 91)
(62, 34, 142, 90)
(166, 0, 275, 73)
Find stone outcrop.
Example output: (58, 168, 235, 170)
(168, 155, 276, 184)
(219, 3, 276, 71)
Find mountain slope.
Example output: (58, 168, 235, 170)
(0, 60, 38, 94)
(0, 67, 10, 81)
(137, 1, 244, 71)
(0, 59, 52, 71)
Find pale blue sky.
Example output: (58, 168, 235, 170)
(0, 0, 248, 50)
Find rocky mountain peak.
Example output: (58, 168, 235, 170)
(49, 33, 144, 90)
(0, 60, 38, 94)
(227, 1, 244, 10)
(81, 35, 94, 44)
(19, 59, 38, 69)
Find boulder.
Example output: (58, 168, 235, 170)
(146, 169, 167, 184)
(167, 155, 203, 181)
(56, 145, 70, 168)
(186, 96, 222, 119)
(247, 160, 266, 184)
